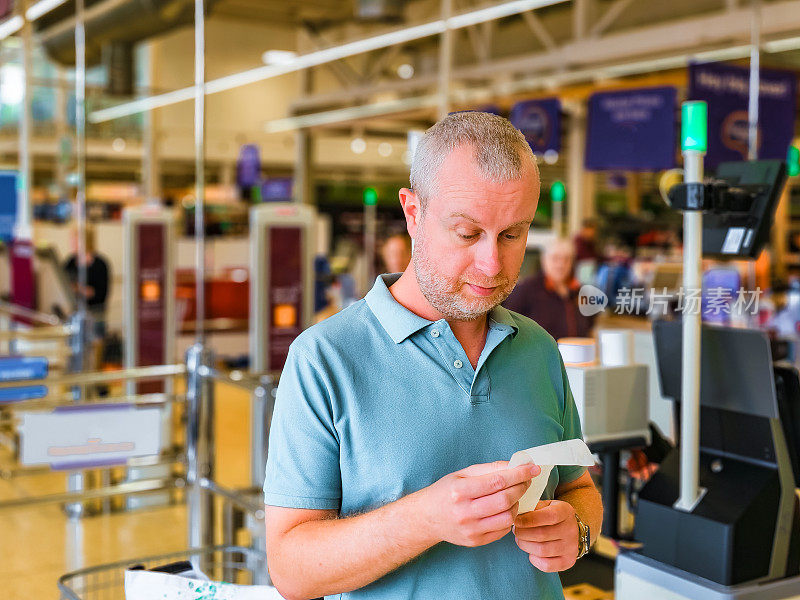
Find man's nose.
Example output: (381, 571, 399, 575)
(474, 239, 502, 278)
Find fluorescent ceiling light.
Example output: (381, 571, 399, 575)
(26, 0, 69, 21)
(89, 0, 567, 123)
(763, 36, 800, 52)
(265, 95, 438, 132)
(0, 15, 23, 41)
(262, 50, 297, 65)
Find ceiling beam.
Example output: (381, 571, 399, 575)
(273, 0, 800, 129)
(589, 0, 634, 37)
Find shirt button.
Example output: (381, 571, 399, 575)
(453, 360, 463, 369)
(431, 330, 440, 338)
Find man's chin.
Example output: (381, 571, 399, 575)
(452, 294, 505, 318)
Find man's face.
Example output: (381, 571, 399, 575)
(408, 145, 539, 321)
(542, 245, 574, 286)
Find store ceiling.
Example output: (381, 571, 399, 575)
(212, 0, 356, 26)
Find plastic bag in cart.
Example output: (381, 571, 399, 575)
(125, 568, 287, 600)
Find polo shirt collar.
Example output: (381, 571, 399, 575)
(488, 304, 519, 337)
(366, 274, 432, 343)
(366, 274, 520, 343)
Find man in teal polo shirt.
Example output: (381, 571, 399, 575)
(264, 112, 603, 600)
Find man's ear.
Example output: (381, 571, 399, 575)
(398, 188, 422, 239)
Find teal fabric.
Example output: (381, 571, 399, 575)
(264, 273, 586, 600)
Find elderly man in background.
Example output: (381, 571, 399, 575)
(264, 112, 601, 600)
(504, 238, 594, 341)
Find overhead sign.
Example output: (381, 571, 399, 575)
(585, 86, 677, 171)
(688, 62, 797, 169)
(509, 98, 561, 154)
(19, 404, 162, 469)
(261, 177, 294, 202)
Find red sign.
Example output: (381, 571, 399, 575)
(136, 223, 166, 394)
(10, 238, 35, 324)
(267, 227, 304, 372)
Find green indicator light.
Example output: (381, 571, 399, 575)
(681, 101, 707, 153)
(788, 145, 800, 177)
(363, 187, 378, 206)
(550, 180, 566, 203)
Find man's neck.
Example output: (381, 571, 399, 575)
(389, 267, 489, 368)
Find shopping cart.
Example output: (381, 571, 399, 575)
(58, 545, 269, 600)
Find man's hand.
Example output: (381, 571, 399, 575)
(513, 499, 579, 572)
(420, 461, 540, 548)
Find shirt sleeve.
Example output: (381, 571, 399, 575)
(557, 356, 587, 485)
(263, 344, 342, 510)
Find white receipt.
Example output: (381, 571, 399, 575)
(509, 439, 595, 513)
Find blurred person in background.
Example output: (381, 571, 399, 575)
(573, 219, 599, 285)
(573, 219, 599, 262)
(596, 238, 634, 310)
(504, 237, 593, 339)
(380, 232, 412, 274)
(63, 224, 110, 339)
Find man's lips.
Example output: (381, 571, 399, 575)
(465, 283, 499, 297)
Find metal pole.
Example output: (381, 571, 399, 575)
(194, 0, 206, 345)
(17, 0, 33, 242)
(64, 0, 89, 573)
(675, 149, 704, 512)
(142, 43, 160, 203)
(55, 66, 69, 200)
(250, 379, 275, 489)
(567, 101, 588, 236)
(553, 200, 563, 236)
(748, 0, 761, 162)
(365, 202, 376, 285)
(437, 0, 452, 120)
(745, 0, 761, 305)
(75, 0, 87, 317)
(186, 344, 214, 550)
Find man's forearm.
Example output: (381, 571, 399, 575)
(271, 490, 439, 599)
(557, 484, 603, 544)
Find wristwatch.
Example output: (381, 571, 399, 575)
(575, 513, 591, 559)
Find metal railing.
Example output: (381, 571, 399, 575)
(0, 336, 277, 594)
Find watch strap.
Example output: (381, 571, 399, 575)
(575, 513, 590, 559)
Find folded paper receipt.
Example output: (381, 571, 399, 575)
(509, 439, 595, 513)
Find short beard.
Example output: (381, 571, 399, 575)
(412, 226, 518, 321)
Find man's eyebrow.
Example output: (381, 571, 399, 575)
(448, 213, 533, 229)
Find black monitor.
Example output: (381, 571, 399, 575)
(652, 320, 778, 419)
(702, 159, 786, 259)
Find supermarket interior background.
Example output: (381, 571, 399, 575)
(2, 0, 800, 598)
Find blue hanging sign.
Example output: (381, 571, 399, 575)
(585, 86, 677, 171)
(688, 62, 797, 169)
(509, 98, 561, 153)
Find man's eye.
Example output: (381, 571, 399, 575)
(503, 233, 521, 240)
(457, 232, 479, 240)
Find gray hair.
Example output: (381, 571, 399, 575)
(542, 237, 575, 260)
(409, 111, 538, 209)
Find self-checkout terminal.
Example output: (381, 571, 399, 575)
(615, 102, 800, 599)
